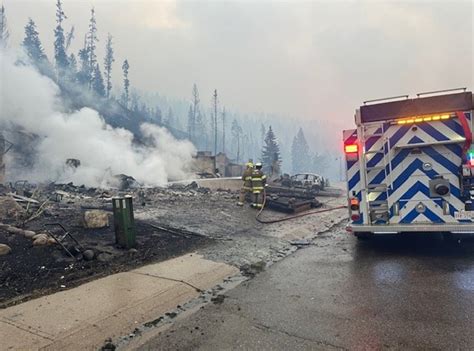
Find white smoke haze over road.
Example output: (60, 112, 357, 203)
(0, 51, 196, 187)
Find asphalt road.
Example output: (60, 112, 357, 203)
(135, 227, 474, 350)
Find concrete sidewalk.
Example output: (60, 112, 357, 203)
(0, 253, 238, 350)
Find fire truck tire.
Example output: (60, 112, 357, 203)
(355, 232, 373, 240)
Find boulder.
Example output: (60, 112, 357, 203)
(83, 210, 109, 229)
(83, 249, 95, 261)
(33, 233, 50, 246)
(0, 243, 11, 255)
(0, 196, 24, 220)
(23, 230, 37, 239)
(6, 226, 25, 235)
(97, 252, 114, 262)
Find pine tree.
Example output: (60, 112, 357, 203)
(200, 110, 210, 150)
(187, 84, 200, 144)
(0, 5, 9, 48)
(87, 7, 98, 89)
(187, 104, 194, 141)
(261, 126, 281, 174)
(312, 153, 329, 174)
(54, 0, 69, 81)
(104, 33, 114, 98)
(92, 64, 105, 97)
(291, 127, 310, 173)
(165, 107, 175, 129)
(154, 106, 162, 124)
(195, 110, 207, 150)
(231, 119, 243, 162)
(65, 25, 74, 52)
(23, 19, 48, 64)
(67, 53, 77, 82)
(121, 59, 130, 107)
(77, 35, 91, 85)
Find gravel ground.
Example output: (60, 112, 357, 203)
(0, 182, 346, 308)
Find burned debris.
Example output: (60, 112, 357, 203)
(0, 180, 215, 306)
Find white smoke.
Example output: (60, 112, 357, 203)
(0, 50, 196, 187)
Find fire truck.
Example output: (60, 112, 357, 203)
(344, 88, 474, 238)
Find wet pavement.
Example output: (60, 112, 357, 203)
(134, 227, 474, 350)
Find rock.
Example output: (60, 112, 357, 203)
(83, 249, 95, 261)
(101, 339, 116, 351)
(240, 261, 266, 277)
(32, 233, 48, 241)
(32, 233, 50, 246)
(83, 210, 109, 229)
(6, 226, 24, 235)
(211, 295, 226, 304)
(290, 239, 311, 246)
(128, 248, 138, 254)
(97, 252, 114, 262)
(23, 230, 37, 239)
(33, 235, 49, 246)
(0, 223, 10, 229)
(31, 233, 56, 246)
(0, 196, 24, 220)
(0, 243, 12, 255)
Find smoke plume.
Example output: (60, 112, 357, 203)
(0, 51, 196, 187)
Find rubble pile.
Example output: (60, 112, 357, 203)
(0, 179, 219, 306)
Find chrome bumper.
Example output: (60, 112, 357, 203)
(347, 223, 474, 234)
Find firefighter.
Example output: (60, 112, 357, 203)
(237, 162, 254, 206)
(251, 162, 267, 208)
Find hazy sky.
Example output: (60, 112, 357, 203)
(3, 0, 473, 130)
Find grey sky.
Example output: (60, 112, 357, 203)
(3, 0, 473, 132)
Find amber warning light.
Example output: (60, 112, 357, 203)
(344, 144, 358, 154)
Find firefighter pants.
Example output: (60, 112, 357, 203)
(252, 190, 263, 208)
(239, 187, 251, 204)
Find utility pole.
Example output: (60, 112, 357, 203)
(213, 89, 218, 172)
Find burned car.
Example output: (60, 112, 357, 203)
(280, 173, 325, 191)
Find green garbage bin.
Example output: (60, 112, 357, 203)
(112, 195, 136, 248)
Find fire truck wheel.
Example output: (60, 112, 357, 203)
(355, 232, 373, 240)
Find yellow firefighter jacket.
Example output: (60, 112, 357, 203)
(242, 168, 253, 190)
(251, 169, 267, 193)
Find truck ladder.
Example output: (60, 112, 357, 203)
(361, 122, 391, 224)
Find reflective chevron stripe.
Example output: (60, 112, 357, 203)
(358, 113, 472, 225)
(349, 113, 472, 226)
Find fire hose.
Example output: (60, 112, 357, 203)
(255, 188, 347, 224)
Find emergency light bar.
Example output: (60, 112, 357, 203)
(395, 113, 451, 125)
(360, 91, 472, 123)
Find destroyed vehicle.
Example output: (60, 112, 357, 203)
(279, 173, 325, 191)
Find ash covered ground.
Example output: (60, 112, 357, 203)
(0, 180, 345, 308)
